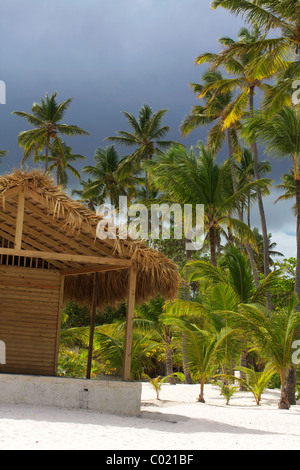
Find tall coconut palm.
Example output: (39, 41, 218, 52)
(12, 92, 89, 171)
(211, 0, 300, 114)
(82, 145, 139, 208)
(71, 179, 100, 211)
(235, 148, 272, 229)
(145, 142, 271, 267)
(36, 140, 85, 187)
(106, 104, 174, 201)
(195, 26, 273, 288)
(242, 106, 300, 300)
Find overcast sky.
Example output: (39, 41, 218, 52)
(0, 0, 296, 258)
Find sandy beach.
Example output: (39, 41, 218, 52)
(0, 383, 299, 451)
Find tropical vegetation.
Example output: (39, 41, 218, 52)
(3, 0, 300, 410)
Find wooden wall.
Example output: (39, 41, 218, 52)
(0, 265, 63, 376)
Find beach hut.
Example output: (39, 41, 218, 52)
(0, 169, 181, 380)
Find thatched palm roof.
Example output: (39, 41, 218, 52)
(0, 169, 181, 307)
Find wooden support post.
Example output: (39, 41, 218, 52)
(86, 272, 99, 379)
(14, 193, 25, 250)
(54, 275, 65, 375)
(123, 266, 137, 381)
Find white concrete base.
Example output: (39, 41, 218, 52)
(0, 374, 142, 416)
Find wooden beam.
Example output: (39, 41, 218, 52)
(123, 266, 137, 381)
(0, 187, 20, 202)
(14, 193, 25, 250)
(86, 272, 99, 379)
(61, 264, 127, 277)
(0, 248, 132, 267)
(0, 225, 66, 270)
(54, 275, 65, 375)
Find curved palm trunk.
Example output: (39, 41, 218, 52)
(294, 177, 300, 302)
(227, 129, 260, 288)
(286, 173, 300, 405)
(209, 227, 217, 267)
(278, 370, 290, 410)
(285, 365, 297, 406)
(45, 134, 50, 172)
(164, 325, 175, 384)
(182, 243, 193, 384)
(249, 87, 271, 309)
(198, 376, 206, 403)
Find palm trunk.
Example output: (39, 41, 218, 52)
(285, 365, 297, 406)
(198, 376, 206, 403)
(182, 242, 193, 384)
(286, 175, 300, 405)
(294, 177, 300, 302)
(247, 196, 251, 228)
(227, 128, 259, 287)
(278, 370, 290, 409)
(164, 325, 175, 384)
(249, 87, 271, 309)
(209, 227, 217, 267)
(145, 171, 150, 202)
(239, 349, 248, 391)
(45, 134, 50, 173)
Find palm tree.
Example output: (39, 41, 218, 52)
(145, 142, 271, 267)
(106, 104, 174, 201)
(82, 145, 139, 208)
(275, 169, 297, 216)
(252, 227, 284, 272)
(235, 148, 272, 228)
(181, 70, 241, 163)
(12, 92, 89, 171)
(187, 244, 279, 386)
(163, 313, 237, 403)
(36, 140, 85, 187)
(217, 364, 276, 406)
(93, 324, 162, 380)
(195, 26, 273, 288)
(135, 296, 176, 382)
(71, 179, 100, 211)
(224, 296, 300, 409)
(211, 0, 300, 114)
(188, 244, 278, 306)
(242, 106, 300, 300)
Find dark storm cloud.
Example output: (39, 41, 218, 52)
(0, 0, 296, 257)
(1, 0, 242, 171)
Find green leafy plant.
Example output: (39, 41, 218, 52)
(216, 364, 276, 406)
(213, 380, 239, 405)
(143, 374, 174, 400)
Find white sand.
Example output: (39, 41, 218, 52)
(0, 383, 299, 450)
